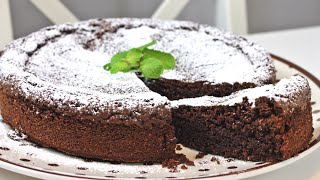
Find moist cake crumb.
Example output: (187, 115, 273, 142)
(181, 165, 188, 170)
(210, 157, 221, 164)
(162, 154, 194, 170)
(195, 152, 207, 159)
(176, 145, 182, 150)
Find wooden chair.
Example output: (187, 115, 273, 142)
(152, 0, 248, 35)
(0, 0, 248, 50)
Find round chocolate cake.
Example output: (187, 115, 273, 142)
(0, 18, 312, 163)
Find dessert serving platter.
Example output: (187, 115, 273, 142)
(0, 55, 319, 180)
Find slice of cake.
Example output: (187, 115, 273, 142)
(172, 75, 313, 161)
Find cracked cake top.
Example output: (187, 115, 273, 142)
(0, 18, 275, 111)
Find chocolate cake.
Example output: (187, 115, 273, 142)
(172, 75, 313, 161)
(0, 18, 312, 163)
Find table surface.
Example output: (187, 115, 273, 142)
(0, 26, 320, 180)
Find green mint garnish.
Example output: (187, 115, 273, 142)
(103, 40, 175, 79)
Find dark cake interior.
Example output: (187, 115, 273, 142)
(141, 78, 258, 100)
(171, 75, 313, 161)
(173, 97, 312, 161)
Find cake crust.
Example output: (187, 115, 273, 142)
(0, 83, 176, 162)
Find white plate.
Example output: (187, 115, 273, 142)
(0, 55, 319, 180)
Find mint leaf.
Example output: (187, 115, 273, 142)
(144, 49, 175, 69)
(109, 61, 131, 74)
(103, 40, 175, 79)
(126, 48, 143, 68)
(137, 40, 156, 51)
(103, 51, 128, 70)
(139, 57, 164, 79)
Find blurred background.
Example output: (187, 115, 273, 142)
(1, 0, 320, 52)
(2, 0, 320, 38)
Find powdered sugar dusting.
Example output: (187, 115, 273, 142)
(102, 20, 274, 84)
(171, 75, 310, 109)
(0, 19, 170, 111)
(159, 30, 259, 83)
(0, 18, 274, 111)
(117, 26, 159, 47)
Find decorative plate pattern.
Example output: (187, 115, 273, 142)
(0, 55, 319, 180)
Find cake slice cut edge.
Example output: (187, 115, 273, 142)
(171, 75, 313, 161)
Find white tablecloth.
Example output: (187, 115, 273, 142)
(1, 26, 320, 180)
